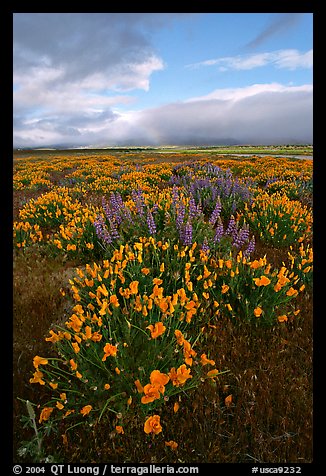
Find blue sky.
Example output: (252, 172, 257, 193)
(13, 13, 313, 147)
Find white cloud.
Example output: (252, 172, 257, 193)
(187, 49, 313, 71)
(13, 83, 313, 147)
(185, 83, 313, 103)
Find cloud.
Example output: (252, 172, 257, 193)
(13, 13, 167, 91)
(187, 49, 313, 72)
(13, 83, 313, 147)
(244, 13, 304, 50)
(13, 13, 168, 147)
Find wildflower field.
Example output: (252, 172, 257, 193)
(13, 149, 313, 464)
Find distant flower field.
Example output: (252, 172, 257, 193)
(13, 152, 313, 463)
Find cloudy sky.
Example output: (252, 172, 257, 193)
(13, 13, 313, 148)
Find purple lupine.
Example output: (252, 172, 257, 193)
(109, 192, 124, 226)
(102, 197, 115, 222)
(176, 200, 186, 231)
(201, 237, 210, 254)
(244, 235, 256, 257)
(108, 218, 120, 241)
(146, 209, 157, 236)
(188, 194, 198, 220)
(225, 216, 238, 237)
(182, 220, 193, 246)
(132, 189, 145, 217)
(209, 196, 222, 225)
(214, 218, 224, 243)
(233, 223, 250, 248)
(231, 198, 237, 214)
(94, 215, 112, 245)
(172, 185, 179, 205)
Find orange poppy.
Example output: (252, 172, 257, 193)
(146, 322, 166, 339)
(134, 379, 144, 393)
(129, 281, 139, 294)
(39, 407, 53, 424)
(80, 405, 92, 417)
(69, 359, 78, 371)
(169, 365, 192, 386)
(254, 307, 263, 317)
(200, 353, 216, 366)
(286, 287, 298, 297)
(221, 284, 229, 294)
(174, 329, 185, 345)
(141, 384, 161, 404)
(109, 295, 120, 307)
(165, 440, 178, 450)
(150, 370, 170, 393)
(29, 370, 45, 385)
(144, 415, 162, 435)
(33, 356, 48, 369)
(225, 394, 233, 407)
(254, 276, 271, 287)
(207, 369, 219, 378)
(102, 343, 118, 361)
(278, 315, 288, 323)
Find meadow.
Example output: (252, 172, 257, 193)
(13, 149, 313, 464)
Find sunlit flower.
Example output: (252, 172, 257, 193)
(200, 353, 216, 366)
(254, 307, 263, 317)
(144, 415, 162, 435)
(45, 330, 61, 343)
(278, 315, 288, 323)
(33, 356, 48, 369)
(169, 364, 192, 386)
(134, 379, 144, 393)
(250, 260, 262, 269)
(183, 340, 197, 366)
(207, 369, 219, 378)
(116, 425, 124, 434)
(102, 343, 118, 361)
(129, 281, 139, 294)
(146, 322, 166, 339)
(174, 329, 185, 345)
(286, 287, 298, 297)
(109, 295, 120, 307)
(91, 331, 103, 342)
(221, 284, 229, 294)
(150, 370, 170, 392)
(104, 383, 111, 390)
(165, 440, 178, 450)
(30, 370, 45, 385)
(39, 407, 54, 424)
(225, 394, 233, 407)
(80, 405, 92, 417)
(69, 359, 78, 371)
(72, 342, 80, 354)
(254, 276, 271, 286)
(173, 402, 180, 413)
(141, 384, 161, 404)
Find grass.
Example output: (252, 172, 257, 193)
(12, 150, 313, 464)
